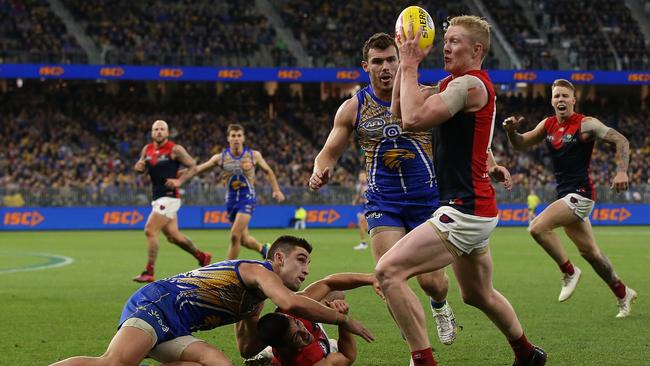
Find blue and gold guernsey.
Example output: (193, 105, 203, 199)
(221, 147, 257, 222)
(354, 85, 439, 231)
(119, 260, 272, 345)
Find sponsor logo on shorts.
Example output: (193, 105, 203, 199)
(160, 205, 166, 210)
(148, 309, 169, 333)
(366, 212, 382, 220)
(570, 197, 578, 204)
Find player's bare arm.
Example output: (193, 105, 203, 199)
(582, 116, 630, 192)
(235, 303, 266, 358)
(487, 148, 512, 191)
(195, 152, 223, 175)
(134, 145, 147, 173)
(253, 150, 285, 202)
(316, 300, 356, 366)
(503, 117, 547, 151)
(300, 273, 381, 302)
(240, 263, 375, 342)
(165, 145, 196, 188)
(390, 64, 439, 119)
(310, 97, 357, 191)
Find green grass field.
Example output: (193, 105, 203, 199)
(1, 227, 648, 365)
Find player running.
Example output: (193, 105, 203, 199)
(132, 120, 211, 283)
(503, 78, 637, 317)
(195, 123, 286, 260)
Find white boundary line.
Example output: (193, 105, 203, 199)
(0, 252, 74, 274)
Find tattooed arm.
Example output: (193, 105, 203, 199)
(582, 117, 630, 192)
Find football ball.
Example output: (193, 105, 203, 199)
(395, 6, 435, 49)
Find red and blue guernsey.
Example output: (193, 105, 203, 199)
(272, 314, 331, 366)
(145, 141, 181, 200)
(437, 70, 498, 217)
(543, 113, 595, 200)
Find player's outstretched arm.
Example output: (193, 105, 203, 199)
(253, 150, 285, 202)
(583, 117, 630, 192)
(195, 152, 222, 175)
(310, 97, 356, 191)
(300, 273, 381, 302)
(240, 263, 375, 342)
(502, 117, 547, 151)
(235, 303, 266, 358)
(134, 146, 147, 173)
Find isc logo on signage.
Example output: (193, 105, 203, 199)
(103, 210, 143, 225)
(591, 208, 631, 222)
(571, 73, 594, 82)
(100, 67, 125, 77)
(3, 211, 44, 226)
(513, 72, 536, 81)
(498, 209, 529, 222)
(278, 70, 302, 79)
(39, 66, 65, 76)
(336, 71, 360, 80)
(218, 69, 243, 79)
(306, 209, 340, 224)
(203, 211, 230, 224)
(159, 68, 183, 78)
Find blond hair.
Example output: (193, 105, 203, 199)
(448, 15, 491, 59)
(552, 79, 575, 93)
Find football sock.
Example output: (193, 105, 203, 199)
(146, 261, 154, 275)
(609, 279, 627, 299)
(559, 260, 575, 275)
(411, 348, 436, 366)
(509, 333, 534, 363)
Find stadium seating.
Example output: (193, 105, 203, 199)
(0, 0, 86, 63)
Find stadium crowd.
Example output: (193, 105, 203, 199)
(1, 81, 648, 206)
(0, 0, 86, 63)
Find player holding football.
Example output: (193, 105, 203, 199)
(51, 236, 374, 366)
(309, 32, 458, 346)
(195, 123, 285, 260)
(503, 78, 637, 317)
(377, 16, 546, 365)
(132, 120, 211, 283)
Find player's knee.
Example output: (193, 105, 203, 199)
(527, 221, 546, 238)
(166, 235, 181, 245)
(230, 232, 242, 245)
(144, 226, 158, 238)
(375, 261, 402, 289)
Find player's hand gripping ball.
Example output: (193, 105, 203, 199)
(395, 6, 435, 49)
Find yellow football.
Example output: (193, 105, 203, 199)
(395, 6, 435, 49)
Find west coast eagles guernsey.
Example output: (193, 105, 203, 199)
(221, 147, 256, 203)
(354, 85, 438, 204)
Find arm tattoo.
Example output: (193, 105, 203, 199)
(603, 129, 630, 173)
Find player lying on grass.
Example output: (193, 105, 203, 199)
(242, 273, 383, 366)
(50, 235, 373, 366)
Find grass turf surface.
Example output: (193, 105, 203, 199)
(1, 226, 648, 365)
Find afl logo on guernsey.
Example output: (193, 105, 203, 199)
(383, 124, 402, 139)
(360, 118, 386, 132)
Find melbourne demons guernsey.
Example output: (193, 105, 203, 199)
(153, 260, 271, 332)
(272, 314, 331, 366)
(221, 147, 256, 203)
(437, 70, 498, 217)
(145, 141, 181, 200)
(354, 85, 437, 203)
(544, 113, 595, 200)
